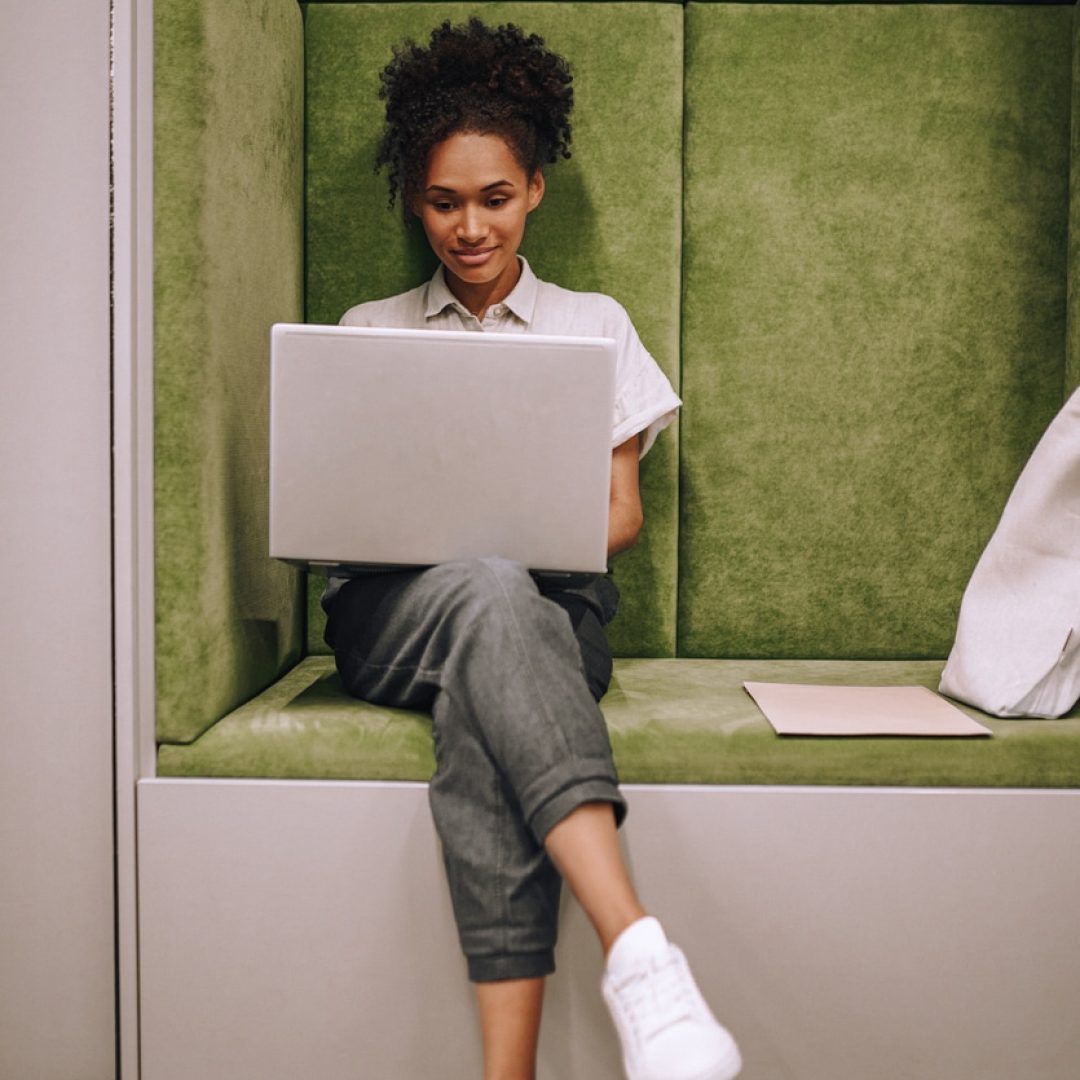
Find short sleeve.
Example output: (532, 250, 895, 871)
(606, 300, 681, 458)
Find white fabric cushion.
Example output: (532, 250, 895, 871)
(939, 388, 1080, 718)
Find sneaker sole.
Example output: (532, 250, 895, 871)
(683, 1043, 743, 1080)
(624, 1043, 742, 1080)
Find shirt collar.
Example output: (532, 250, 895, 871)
(502, 256, 538, 324)
(423, 264, 463, 319)
(423, 256, 539, 326)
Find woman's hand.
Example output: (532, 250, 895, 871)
(607, 434, 644, 557)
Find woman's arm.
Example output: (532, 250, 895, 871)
(608, 434, 644, 557)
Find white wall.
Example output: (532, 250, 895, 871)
(0, 1, 116, 1077)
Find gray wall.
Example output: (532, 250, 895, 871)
(0, 1, 116, 1077)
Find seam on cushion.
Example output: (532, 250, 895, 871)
(676, 0, 688, 659)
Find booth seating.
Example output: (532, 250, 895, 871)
(140, 2, 1080, 1078)
(156, 0, 1080, 785)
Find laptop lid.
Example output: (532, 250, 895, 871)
(269, 323, 617, 575)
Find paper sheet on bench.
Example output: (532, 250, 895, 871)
(743, 682, 992, 737)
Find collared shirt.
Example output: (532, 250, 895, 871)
(340, 257, 681, 457)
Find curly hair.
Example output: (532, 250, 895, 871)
(375, 18, 574, 211)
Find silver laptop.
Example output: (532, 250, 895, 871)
(269, 323, 617, 575)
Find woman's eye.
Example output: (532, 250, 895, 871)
(487, 196, 508, 208)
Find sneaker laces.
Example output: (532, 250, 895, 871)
(612, 948, 699, 1046)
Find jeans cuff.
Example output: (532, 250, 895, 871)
(529, 778, 628, 845)
(467, 948, 556, 983)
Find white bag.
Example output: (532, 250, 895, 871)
(939, 387, 1080, 718)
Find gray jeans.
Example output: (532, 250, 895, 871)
(324, 556, 627, 982)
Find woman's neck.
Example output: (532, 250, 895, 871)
(445, 257, 522, 321)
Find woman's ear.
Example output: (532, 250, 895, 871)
(527, 170, 546, 214)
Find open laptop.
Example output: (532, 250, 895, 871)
(269, 323, 617, 576)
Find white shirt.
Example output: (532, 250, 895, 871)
(340, 257, 681, 458)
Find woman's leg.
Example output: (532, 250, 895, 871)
(543, 801, 647, 956)
(475, 977, 545, 1080)
(327, 560, 740, 1077)
(326, 556, 626, 981)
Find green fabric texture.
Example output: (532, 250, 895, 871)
(155, 0, 306, 744)
(679, 4, 1072, 660)
(155, 3, 1080, 788)
(691, 0, 1072, 4)
(302, 2, 684, 660)
(303, 1, 1074, 5)
(157, 655, 1080, 787)
(1069, 2, 1080, 398)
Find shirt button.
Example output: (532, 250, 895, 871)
(492, 305, 505, 317)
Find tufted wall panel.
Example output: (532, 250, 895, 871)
(303, 2, 685, 659)
(678, 3, 1072, 659)
(154, 0, 306, 744)
(155, 0, 1078, 749)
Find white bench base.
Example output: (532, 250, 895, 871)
(137, 780, 1080, 1079)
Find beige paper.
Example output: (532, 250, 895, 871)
(743, 682, 992, 737)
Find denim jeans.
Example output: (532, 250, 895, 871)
(323, 556, 627, 982)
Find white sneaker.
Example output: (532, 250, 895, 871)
(602, 917, 742, 1080)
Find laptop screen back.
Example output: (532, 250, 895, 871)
(269, 323, 617, 574)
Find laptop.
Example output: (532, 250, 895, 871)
(269, 323, 617, 576)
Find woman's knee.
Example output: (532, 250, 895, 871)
(429, 556, 539, 616)
(442, 555, 533, 587)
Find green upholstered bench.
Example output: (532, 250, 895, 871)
(153, 0, 1080, 790)
(160, 656, 1080, 787)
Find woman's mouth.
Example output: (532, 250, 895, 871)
(452, 247, 497, 266)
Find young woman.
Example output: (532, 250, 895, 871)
(322, 19, 742, 1080)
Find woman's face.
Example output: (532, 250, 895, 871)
(414, 131, 544, 307)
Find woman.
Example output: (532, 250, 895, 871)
(322, 19, 742, 1080)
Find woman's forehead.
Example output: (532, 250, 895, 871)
(425, 132, 527, 187)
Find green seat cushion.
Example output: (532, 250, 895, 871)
(157, 656, 1080, 787)
(302, 1, 685, 660)
(679, 3, 1072, 660)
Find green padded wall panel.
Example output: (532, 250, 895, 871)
(690, 0, 1074, 5)
(680, 3, 1071, 660)
(155, 0, 306, 744)
(303, 2, 684, 659)
(1069, 2, 1080, 396)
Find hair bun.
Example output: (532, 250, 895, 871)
(375, 18, 574, 211)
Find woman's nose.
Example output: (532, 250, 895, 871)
(457, 206, 485, 243)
